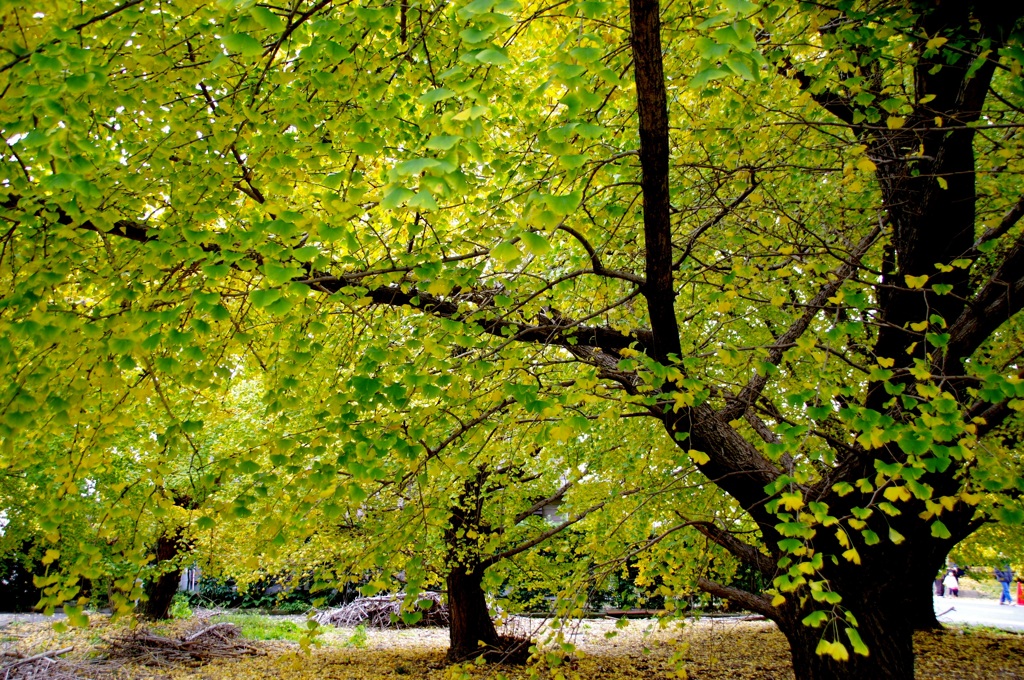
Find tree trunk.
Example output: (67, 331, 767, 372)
(779, 612, 914, 680)
(445, 566, 499, 663)
(776, 567, 917, 680)
(908, 577, 940, 631)
(140, 532, 183, 620)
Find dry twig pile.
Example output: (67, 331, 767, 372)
(102, 622, 262, 667)
(0, 647, 77, 680)
(314, 592, 449, 628)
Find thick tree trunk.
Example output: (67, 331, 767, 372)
(775, 561, 919, 680)
(140, 532, 183, 620)
(779, 611, 914, 680)
(908, 576, 941, 631)
(445, 566, 499, 663)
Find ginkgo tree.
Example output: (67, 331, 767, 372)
(1, 0, 1024, 679)
(193, 343, 716, 662)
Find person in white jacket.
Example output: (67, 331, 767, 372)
(943, 570, 960, 597)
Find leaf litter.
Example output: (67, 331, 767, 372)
(1, 615, 1022, 679)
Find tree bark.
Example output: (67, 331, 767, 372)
(140, 531, 184, 620)
(772, 551, 926, 680)
(445, 565, 500, 663)
(779, 609, 914, 680)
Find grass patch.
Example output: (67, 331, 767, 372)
(209, 614, 307, 642)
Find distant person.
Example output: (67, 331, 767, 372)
(995, 564, 1014, 605)
(934, 572, 945, 597)
(943, 569, 959, 597)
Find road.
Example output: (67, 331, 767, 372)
(4, 599, 1024, 633)
(934, 595, 1024, 631)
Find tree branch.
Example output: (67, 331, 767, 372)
(0, 195, 657, 356)
(673, 172, 759, 270)
(696, 577, 777, 618)
(478, 499, 609, 569)
(945, 227, 1024, 368)
(967, 192, 1024, 258)
(720, 223, 881, 421)
(511, 479, 574, 526)
(691, 520, 776, 575)
(557, 224, 646, 287)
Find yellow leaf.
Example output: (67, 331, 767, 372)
(771, 593, 786, 606)
(883, 486, 911, 502)
(855, 157, 877, 173)
(42, 549, 60, 565)
(688, 449, 711, 465)
(925, 36, 948, 50)
(960, 491, 981, 505)
(779, 492, 805, 511)
(886, 116, 905, 129)
(877, 357, 895, 368)
(905, 274, 929, 289)
(842, 548, 861, 564)
(910, 321, 929, 331)
(936, 176, 948, 190)
(672, 391, 694, 412)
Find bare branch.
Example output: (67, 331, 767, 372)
(673, 172, 759, 270)
(696, 577, 777, 618)
(557, 224, 646, 286)
(691, 520, 776, 575)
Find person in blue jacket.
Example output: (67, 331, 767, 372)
(995, 564, 1015, 605)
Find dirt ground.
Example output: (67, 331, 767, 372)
(2, 614, 1023, 679)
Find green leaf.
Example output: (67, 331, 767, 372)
(689, 66, 732, 89)
(426, 135, 462, 151)
(845, 628, 870, 657)
(476, 48, 510, 65)
(695, 38, 730, 61)
(930, 520, 951, 539)
(263, 262, 302, 286)
(239, 459, 261, 474)
(250, 288, 282, 309)
(491, 241, 521, 263)
(569, 46, 602, 62)
(395, 158, 442, 176)
(520, 231, 550, 255)
(65, 74, 93, 93)
(419, 88, 456, 105)
(460, 28, 493, 43)
(250, 7, 285, 32)
(353, 141, 379, 155)
(726, 54, 758, 81)
(381, 186, 416, 209)
(545, 190, 582, 215)
(223, 33, 264, 57)
(724, 0, 758, 12)
(407, 190, 439, 211)
(802, 610, 828, 627)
